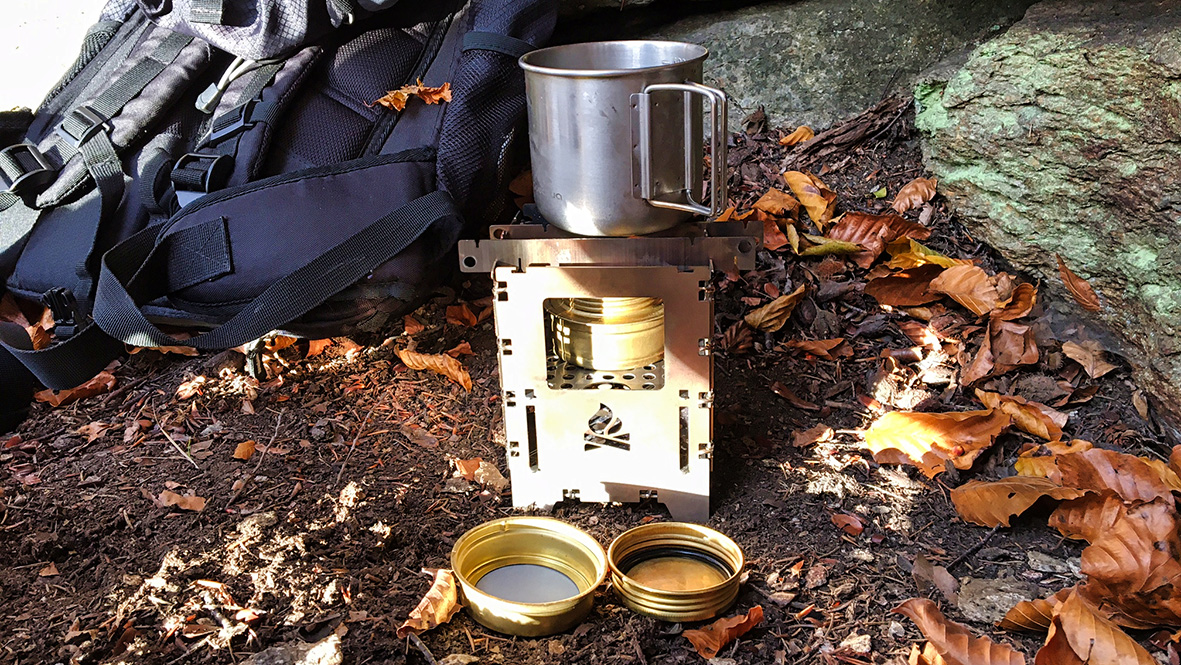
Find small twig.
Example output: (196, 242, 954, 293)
(164, 635, 211, 665)
(160, 427, 200, 470)
(335, 403, 377, 487)
(947, 524, 1003, 571)
(227, 414, 283, 507)
(407, 633, 437, 665)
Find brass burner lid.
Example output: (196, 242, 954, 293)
(545, 297, 664, 371)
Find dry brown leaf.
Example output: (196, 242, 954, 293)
(34, 370, 117, 407)
(763, 218, 791, 251)
(744, 284, 806, 332)
(912, 554, 959, 604)
(682, 605, 764, 659)
(770, 382, 820, 411)
(1035, 589, 1155, 665)
(783, 171, 838, 228)
(831, 513, 863, 536)
(158, 490, 206, 512)
(1048, 492, 1126, 542)
(396, 348, 472, 391)
(396, 568, 461, 638)
(473, 461, 509, 492)
(1056, 447, 1174, 504)
(929, 265, 1004, 317)
(403, 315, 425, 335)
(446, 303, 479, 328)
(892, 177, 938, 214)
(39, 562, 59, 577)
(894, 598, 1025, 665)
(909, 642, 946, 665)
(454, 458, 482, 481)
(233, 440, 256, 461)
(445, 341, 474, 358)
(863, 409, 1011, 478)
(974, 390, 1066, 441)
(992, 283, 1038, 322)
(798, 234, 862, 257)
(793, 424, 834, 448)
(371, 80, 452, 112)
(950, 477, 1088, 528)
(1015, 440, 1094, 481)
(990, 321, 1039, 375)
(753, 188, 800, 217)
(827, 212, 931, 269)
(1061, 341, 1116, 379)
(779, 126, 815, 146)
(885, 238, 967, 270)
(76, 421, 116, 444)
(1056, 255, 1101, 312)
(999, 588, 1073, 632)
(306, 339, 334, 357)
(782, 338, 850, 360)
(865, 265, 946, 307)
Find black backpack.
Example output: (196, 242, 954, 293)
(0, 0, 557, 431)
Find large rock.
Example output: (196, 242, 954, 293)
(916, 0, 1181, 422)
(557, 0, 1037, 130)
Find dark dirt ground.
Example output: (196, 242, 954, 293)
(1, 100, 1174, 665)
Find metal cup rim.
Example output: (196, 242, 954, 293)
(607, 522, 745, 596)
(519, 40, 709, 79)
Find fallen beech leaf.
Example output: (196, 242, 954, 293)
(892, 177, 938, 214)
(793, 424, 834, 447)
(885, 238, 967, 270)
(397, 568, 461, 638)
(782, 338, 849, 360)
(1056, 447, 1174, 504)
(176, 375, 208, 399)
(454, 458, 482, 481)
(446, 303, 479, 328)
(894, 598, 1025, 665)
(744, 284, 806, 332)
(974, 390, 1066, 441)
(753, 187, 800, 217)
(865, 265, 946, 307)
(1061, 341, 1116, 379)
(306, 339, 334, 357)
(371, 80, 452, 112)
(990, 321, 1039, 375)
(76, 421, 116, 444)
(827, 212, 931, 269)
(682, 605, 764, 659)
(929, 265, 1004, 317)
(1015, 440, 1093, 481)
(831, 513, 863, 536)
(1036, 589, 1154, 665)
(783, 171, 837, 228)
(992, 283, 1038, 322)
(1048, 492, 1126, 543)
(770, 382, 820, 411)
(403, 315, 425, 335)
(445, 341, 474, 358)
(233, 440, 256, 461)
(473, 461, 509, 492)
(779, 125, 814, 146)
(763, 218, 791, 251)
(39, 562, 59, 577)
(863, 409, 1011, 478)
(34, 371, 117, 407)
(999, 587, 1072, 632)
(912, 554, 959, 604)
(798, 234, 862, 257)
(396, 348, 472, 391)
(158, 490, 206, 512)
(1056, 255, 1101, 312)
(950, 477, 1087, 527)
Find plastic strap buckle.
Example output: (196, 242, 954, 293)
(55, 106, 111, 149)
(0, 142, 55, 195)
(205, 100, 258, 146)
(171, 152, 233, 208)
(41, 287, 78, 339)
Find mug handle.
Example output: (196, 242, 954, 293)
(634, 81, 728, 219)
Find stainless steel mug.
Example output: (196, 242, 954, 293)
(519, 40, 728, 237)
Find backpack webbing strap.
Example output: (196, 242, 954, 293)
(190, 0, 225, 24)
(461, 32, 537, 58)
(74, 131, 126, 315)
(54, 31, 193, 162)
(94, 189, 461, 349)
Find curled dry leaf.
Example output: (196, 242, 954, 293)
(397, 568, 461, 638)
(1035, 589, 1155, 665)
(158, 490, 206, 512)
(831, 513, 863, 537)
(999, 587, 1073, 632)
(783, 171, 837, 228)
(863, 409, 1011, 478)
(371, 80, 452, 112)
(992, 283, 1038, 322)
(798, 233, 862, 257)
(779, 125, 814, 146)
(826, 212, 931, 269)
(682, 605, 764, 659)
(894, 598, 1026, 665)
(233, 440, 256, 460)
(1055, 447, 1174, 504)
(990, 321, 1039, 374)
(912, 554, 959, 604)
(396, 348, 472, 391)
(929, 265, 1004, 317)
(770, 382, 820, 411)
(34, 371, 117, 407)
(176, 375, 208, 399)
(306, 339, 334, 357)
(866, 265, 946, 307)
(1061, 341, 1116, 379)
(721, 321, 754, 355)
(744, 284, 806, 332)
(885, 238, 967, 270)
(403, 315, 425, 335)
(891, 177, 938, 214)
(782, 338, 850, 360)
(753, 187, 800, 217)
(1056, 255, 1101, 312)
(445, 341, 474, 358)
(763, 218, 791, 251)
(1015, 439, 1093, 481)
(793, 424, 834, 448)
(950, 477, 1087, 528)
(974, 390, 1066, 441)
(446, 303, 479, 327)
(1048, 491, 1126, 543)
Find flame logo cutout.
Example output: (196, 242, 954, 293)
(584, 403, 631, 451)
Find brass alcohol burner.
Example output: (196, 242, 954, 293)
(545, 297, 664, 371)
